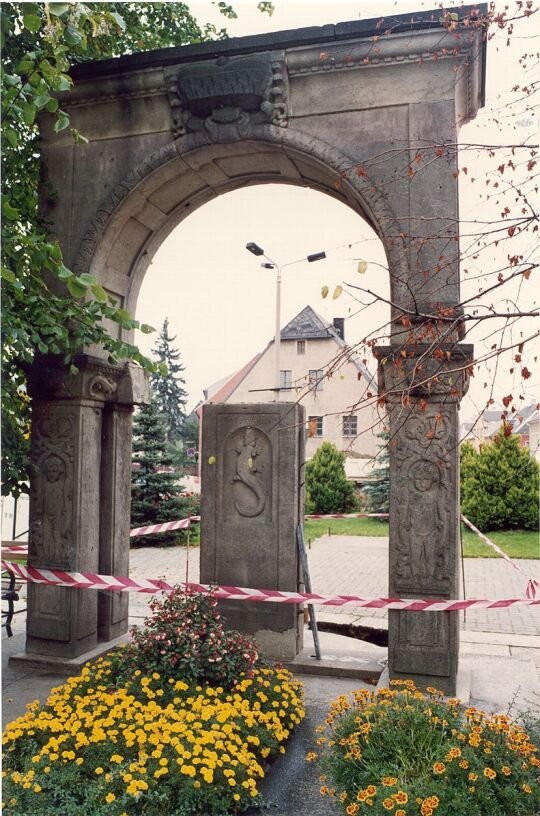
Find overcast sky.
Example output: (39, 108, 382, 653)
(134, 1, 538, 420)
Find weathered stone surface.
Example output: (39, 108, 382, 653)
(201, 403, 305, 660)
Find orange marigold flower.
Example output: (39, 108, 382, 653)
(320, 786, 328, 795)
(366, 785, 377, 796)
(459, 759, 469, 769)
(305, 752, 317, 762)
(522, 784, 532, 794)
(433, 762, 446, 774)
(468, 772, 478, 781)
(396, 811, 406, 816)
(501, 766, 511, 776)
(394, 791, 408, 804)
(346, 805, 359, 816)
(483, 767, 496, 780)
(382, 777, 398, 786)
(382, 798, 395, 810)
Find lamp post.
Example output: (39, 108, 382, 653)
(246, 242, 327, 400)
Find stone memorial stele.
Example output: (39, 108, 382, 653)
(200, 403, 305, 661)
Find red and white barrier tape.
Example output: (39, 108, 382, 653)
(1, 544, 28, 554)
(2, 560, 538, 610)
(459, 514, 538, 600)
(129, 517, 200, 537)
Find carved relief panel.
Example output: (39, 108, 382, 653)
(30, 406, 76, 568)
(390, 407, 457, 596)
(222, 425, 272, 523)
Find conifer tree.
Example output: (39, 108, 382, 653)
(150, 318, 187, 444)
(131, 399, 190, 546)
(305, 442, 358, 514)
(363, 430, 390, 516)
(460, 426, 539, 530)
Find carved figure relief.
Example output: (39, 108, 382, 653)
(232, 426, 266, 518)
(30, 409, 75, 565)
(165, 53, 288, 140)
(393, 411, 452, 588)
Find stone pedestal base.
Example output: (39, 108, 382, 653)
(9, 633, 129, 677)
(377, 665, 471, 702)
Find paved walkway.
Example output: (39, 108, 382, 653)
(129, 535, 539, 637)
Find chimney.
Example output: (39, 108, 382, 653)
(333, 317, 345, 341)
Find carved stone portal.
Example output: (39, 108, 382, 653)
(165, 53, 288, 139)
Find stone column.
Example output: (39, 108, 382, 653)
(98, 363, 148, 640)
(375, 344, 473, 695)
(200, 402, 305, 661)
(25, 356, 147, 659)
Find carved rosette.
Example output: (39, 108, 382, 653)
(164, 52, 288, 140)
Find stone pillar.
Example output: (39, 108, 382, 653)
(376, 344, 473, 694)
(26, 356, 147, 659)
(200, 403, 305, 661)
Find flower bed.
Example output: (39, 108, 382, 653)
(2, 587, 304, 815)
(310, 680, 539, 816)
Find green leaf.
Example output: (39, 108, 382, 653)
(91, 284, 108, 303)
(56, 265, 72, 280)
(208, 456, 216, 465)
(46, 97, 59, 113)
(115, 309, 132, 322)
(67, 278, 88, 298)
(52, 74, 72, 92)
(321, 285, 329, 299)
(332, 285, 343, 300)
(49, 3, 70, 16)
(2, 198, 20, 220)
(140, 324, 155, 334)
(64, 25, 83, 46)
(53, 111, 70, 132)
(23, 14, 41, 33)
(109, 11, 126, 31)
(357, 260, 368, 274)
(33, 93, 51, 109)
(1, 267, 16, 283)
(4, 128, 18, 148)
(158, 362, 168, 376)
(78, 273, 97, 286)
(21, 101, 36, 125)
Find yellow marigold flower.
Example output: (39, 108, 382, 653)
(305, 752, 317, 761)
(382, 776, 398, 786)
(95, 767, 104, 775)
(393, 791, 408, 804)
(396, 811, 406, 816)
(522, 784, 532, 794)
(382, 797, 395, 810)
(33, 785, 42, 793)
(458, 759, 469, 769)
(501, 766, 511, 776)
(105, 793, 115, 803)
(483, 767, 496, 780)
(366, 784, 377, 796)
(468, 772, 478, 781)
(320, 785, 328, 795)
(346, 805, 359, 815)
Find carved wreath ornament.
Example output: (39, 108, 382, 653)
(164, 53, 288, 139)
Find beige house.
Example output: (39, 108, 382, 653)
(200, 306, 382, 481)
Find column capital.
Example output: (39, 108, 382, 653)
(28, 355, 149, 406)
(374, 343, 473, 403)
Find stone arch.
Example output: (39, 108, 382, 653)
(72, 125, 407, 325)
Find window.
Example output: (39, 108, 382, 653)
(342, 415, 358, 437)
(308, 416, 323, 437)
(297, 340, 305, 355)
(280, 370, 292, 390)
(309, 369, 324, 391)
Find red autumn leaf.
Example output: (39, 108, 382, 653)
(508, 225, 516, 237)
(523, 268, 532, 280)
(502, 394, 513, 408)
(419, 399, 428, 411)
(521, 367, 532, 379)
(407, 166, 415, 177)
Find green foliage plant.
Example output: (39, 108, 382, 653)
(362, 430, 390, 516)
(305, 442, 358, 514)
(460, 426, 539, 531)
(150, 317, 188, 444)
(130, 399, 190, 545)
(312, 680, 540, 816)
(111, 585, 261, 689)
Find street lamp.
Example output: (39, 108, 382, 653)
(245, 242, 327, 399)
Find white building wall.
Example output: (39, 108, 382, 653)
(229, 337, 381, 461)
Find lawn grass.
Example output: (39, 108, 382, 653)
(303, 518, 539, 559)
